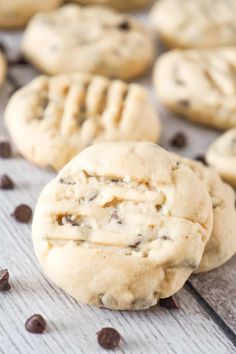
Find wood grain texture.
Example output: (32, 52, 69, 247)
(190, 256, 236, 334)
(0, 16, 235, 353)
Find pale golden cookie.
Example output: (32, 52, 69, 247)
(154, 48, 236, 130)
(150, 0, 236, 49)
(22, 4, 155, 80)
(207, 128, 236, 187)
(32, 142, 213, 310)
(0, 0, 61, 28)
(5, 73, 160, 171)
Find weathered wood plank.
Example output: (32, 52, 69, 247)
(190, 256, 236, 334)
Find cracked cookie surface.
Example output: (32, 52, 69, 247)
(154, 48, 236, 130)
(0, 0, 61, 28)
(22, 4, 155, 80)
(181, 158, 236, 273)
(207, 128, 236, 187)
(70, 0, 151, 11)
(32, 142, 213, 310)
(5, 72, 160, 171)
(150, 0, 236, 49)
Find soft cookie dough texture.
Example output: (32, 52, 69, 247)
(0, 52, 7, 87)
(154, 48, 236, 130)
(0, 0, 61, 29)
(32, 142, 213, 310)
(182, 158, 236, 273)
(149, 0, 236, 49)
(5, 73, 160, 171)
(71, 0, 151, 11)
(207, 128, 236, 187)
(22, 5, 154, 80)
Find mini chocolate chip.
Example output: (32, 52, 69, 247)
(160, 235, 172, 241)
(0, 141, 12, 158)
(178, 99, 190, 107)
(0, 175, 14, 190)
(170, 132, 187, 148)
(111, 210, 122, 224)
(0, 269, 11, 291)
(89, 193, 98, 202)
(117, 21, 130, 30)
(97, 327, 121, 350)
(58, 215, 79, 226)
(8, 55, 28, 66)
(0, 42, 6, 54)
(111, 178, 119, 183)
(194, 155, 208, 166)
(25, 314, 46, 334)
(59, 178, 76, 185)
(130, 241, 140, 248)
(159, 296, 179, 310)
(12, 204, 32, 223)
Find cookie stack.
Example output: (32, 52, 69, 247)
(1, 0, 236, 311)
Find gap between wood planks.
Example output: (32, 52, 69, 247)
(185, 282, 236, 347)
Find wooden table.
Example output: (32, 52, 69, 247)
(0, 10, 235, 354)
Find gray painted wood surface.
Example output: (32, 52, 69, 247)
(0, 9, 236, 354)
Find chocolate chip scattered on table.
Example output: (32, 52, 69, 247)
(0, 141, 12, 158)
(0, 174, 14, 190)
(25, 314, 46, 334)
(170, 132, 187, 148)
(97, 328, 121, 350)
(0, 269, 11, 291)
(12, 204, 32, 223)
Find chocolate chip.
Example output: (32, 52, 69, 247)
(12, 204, 32, 223)
(0, 42, 6, 54)
(97, 327, 121, 350)
(130, 241, 140, 248)
(0, 269, 11, 291)
(178, 99, 190, 107)
(159, 296, 180, 310)
(89, 193, 98, 202)
(111, 210, 122, 224)
(0, 175, 14, 190)
(58, 215, 79, 226)
(59, 178, 76, 185)
(0, 141, 12, 158)
(25, 314, 46, 334)
(160, 235, 172, 241)
(117, 21, 130, 30)
(194, 155, 208, 166)
(111, 178, 119, 183)
(170, 133, 187, 148)
(8, 55, 28, 66)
